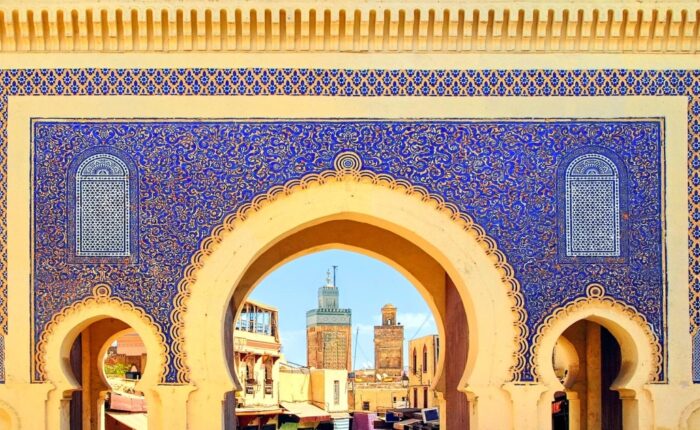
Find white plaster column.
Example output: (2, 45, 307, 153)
(504, 383, 548, 430)
(97, 392, 107, 430)
(566, 390, 581, 430)
(149, 384, 196, 430)
(468, 385, 514, 430)
(619, 387, 654, 430)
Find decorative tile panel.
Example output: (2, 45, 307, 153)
(0, 67, 694, 384)
(31, 119, 664, 383)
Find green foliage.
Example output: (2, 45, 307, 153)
(104, 362, 130, 378)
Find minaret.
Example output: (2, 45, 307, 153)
(306, 268, 352, 371)
(317, 269, 339, 309)
(374, 304, 404, 379)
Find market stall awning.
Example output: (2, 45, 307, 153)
(280, 402, 331, 423)
(106, 412, 148, 430)
(330, 412, 351, 420)
(236, 407, 284, 417)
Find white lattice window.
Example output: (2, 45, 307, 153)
(565, 154, 620, 257)
(75, 154, 130, 257)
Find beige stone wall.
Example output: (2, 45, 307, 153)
(310, 369, 349, 413)
(351, 384, 409, 413)
(0, 85, 691, 430)
(408, 334, 439, 409)
(279, 369, 311, 403)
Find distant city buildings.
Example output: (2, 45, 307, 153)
(348, 304, 410, 413)
(225, 269, 440, 428)
(233, 299, 351, 430)
(408, 335, 440, 409)
(103, 276, 440, 428)
(233, 301, 284, 426)
(306, 270, 352, 372)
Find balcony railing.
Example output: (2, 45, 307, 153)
(245, 379, 257, 395)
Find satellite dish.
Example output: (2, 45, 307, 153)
(375, 374, 381, 381)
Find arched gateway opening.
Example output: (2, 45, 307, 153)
(223, 228, 458, 428)
(183, 173, 521, 429)
(225, 249, 443, 427)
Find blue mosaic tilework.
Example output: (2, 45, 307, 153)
(0, 68, 696, 384)
(32, 119, 663, 382)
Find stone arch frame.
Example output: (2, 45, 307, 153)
(533, 284, 662, 430)
(553, 335, 580, 390)
(66, 146, 140, 265)
(556, 146, 630, 263)
(181, 153, 526, 428)
(38, 284, 167, 430)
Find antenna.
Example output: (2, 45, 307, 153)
(332, 265, 338, 286)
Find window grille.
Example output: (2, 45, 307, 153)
(75, 154, 130, 257)
(565, 154, 621, 257)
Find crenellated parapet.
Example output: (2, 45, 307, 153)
(0, 0, 699, 53)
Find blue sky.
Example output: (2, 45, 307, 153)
(249, 249, 438, 370)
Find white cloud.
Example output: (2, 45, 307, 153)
(398, 312, 437, 335)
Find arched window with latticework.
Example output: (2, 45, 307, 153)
(69, 149, 138, 264)
(564, 153, 622, 258)
(75, 154, 131, 257)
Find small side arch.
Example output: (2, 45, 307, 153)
(96, 328, 140, 389)
(39, 284, 167, 430)
(533, 284, 662, 429)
